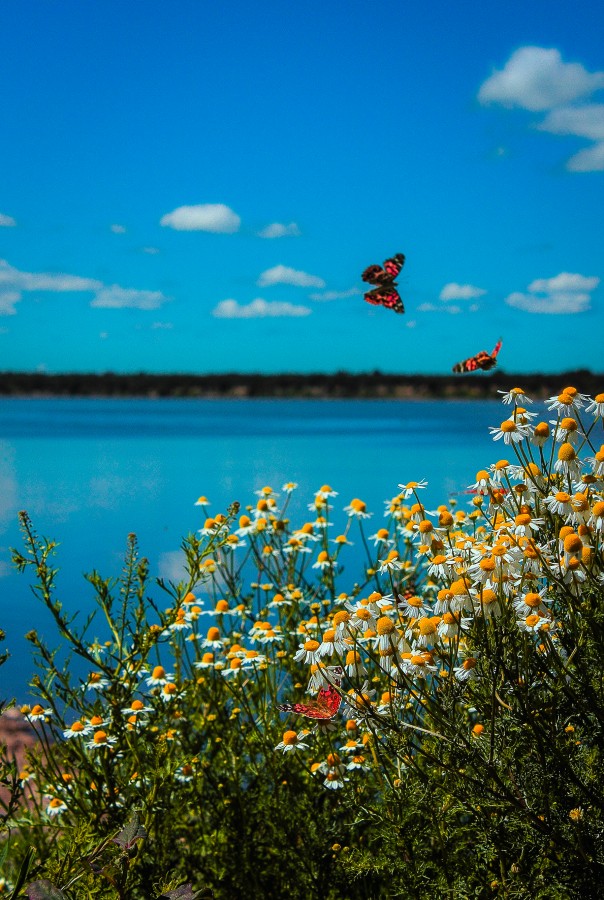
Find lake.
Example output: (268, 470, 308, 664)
(0, 397, 506, 699)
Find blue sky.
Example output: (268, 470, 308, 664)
(1, 0, 603, 375)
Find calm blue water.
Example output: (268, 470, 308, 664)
(0, 397, 504, 699)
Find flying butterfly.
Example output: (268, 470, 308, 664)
(452, 338, 503, 374)
(361, 252, 406, 314)
(278, 666, 343, 720)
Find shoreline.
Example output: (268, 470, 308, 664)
(0, 369, 602, 400)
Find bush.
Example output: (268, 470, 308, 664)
(2, 385, 604, 898)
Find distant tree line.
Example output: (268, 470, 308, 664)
(0, 369, 601, 399)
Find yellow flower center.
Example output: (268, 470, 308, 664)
(592, 501, 604, 517)
(500, 420, 517, 433)
(376, 616, 395, 636)
(93, 730, 108, 744)
(563, 533, 583, 553)
(558, 442, 576, 462)
(524, 593, 542, 608)
(206, 627, 220, 641)
(418, 617, 437, 635)
(560, 417, 578, 432)
(283, 730, 298, 746)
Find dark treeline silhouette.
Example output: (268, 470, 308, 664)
(0, 369, 602, 399)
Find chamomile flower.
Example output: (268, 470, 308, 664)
(194, 495, 210, 507)
(554, 443, 582, 479)
(294, 639, 321, 665)
(194, 652, 217, 670)
(22, 704, 52, 723)
(86, 729, 118, 752)
(498, 387, 532, 405)
(121, 699, 154, 717)
(531, 422, 550, 447)
(344, 649, 367, 680)
(46, 797, 68, 818)
(585, 393, 604, 417)
(398, 480, 428, 498)
(454, 655, 478, 682)
(200, 627, 225, 649)
(588, 500, 604, 533)
(513, 590, 551, 619)
(403, 653, 437, 678)
(378, 550, 403, 573)
(146, 666, 174, 687)
(369, 527, 394, 547)
(315, 484, 338, 499)
(282, 481, 298, 493)
(344, 498, 372, 519)
(551, 416, 582, 444)
(275, 730, 310, 753)
(82, 672, 110, 692)
(63, 721, 89, 739)
(489, 420, 530, 444)
(312, 550, 334, 570)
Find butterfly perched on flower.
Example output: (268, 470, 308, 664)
(278, 666, 343, 720)
(452, 338, 503, 374)
(361, 253, 406, 314)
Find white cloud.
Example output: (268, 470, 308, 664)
(478, 46, 604, 111)
(151, 321, 174, 330)
(439, 282, 487, 301)
(257, 264, 325, 288)
(212, 297, 312, 318)
(258, 222, 301, 238)
(539, 103, 604, 140)
(417, 302, 462, 314)
(0, 259, 102, 292)
(142, 246, 160, 255)
(110, 224, 126, 234)
(537, 104, 604, 171)
(505, 270, 600, 314)
(160, 203, 241, 233)
(566, 141, 604, 172)
(505, 291, 591, 314)
(0, 291, 21, 316)
(528, 272, 599, 293)
(309, 287, 361, 301)
(479, 47, 604, 172)
(91, 285, 169, 310)
(0, 213, 16, 227)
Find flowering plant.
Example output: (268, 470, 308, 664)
(3, 386, 604, 897)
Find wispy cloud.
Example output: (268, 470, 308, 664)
(110, 223, 126, 234)
(439, 283, 487, 301)
(309, 287, 361, 301)
(257, 264, 325, 288)
(258, 222, 301, 238)
(0, 213, 16, 227)
(478, 46, 604, 172)
(151, 321, 174, 330)
(0, 258, 169, 314)
(505, 271, 600, 314)
(142, 246, 160, 255)
(417, 302, 462, 315)
(538, 104, 604, 172)
(0, 291, 21, 316)
(160, 203, 241, 233)
(0, 259, 102, 293)
(91, 285, 169, 310)
(212, 298, 312, 318)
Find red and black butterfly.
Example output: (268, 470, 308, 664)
(452, 338, 502, 374)
(278, 666, 343, 720)
(361, 253, 405, 314)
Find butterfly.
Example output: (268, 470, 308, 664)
(361, 253, 406, 314)
(452, 338, 503, 374)
(278, 666, 343, 720)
